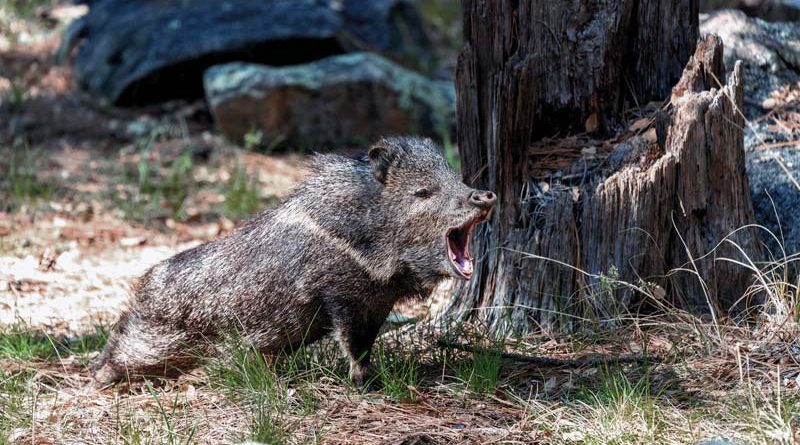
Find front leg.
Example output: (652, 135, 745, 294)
(326, 299, 393, 386)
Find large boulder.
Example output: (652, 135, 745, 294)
(701, 10, 800, 116)
(60, 0, 433, 105)
(203, 53, 455, 149)
(700, 0, 800, 22)
(702, 10, 800, 254)
(746, 147, 800, 255)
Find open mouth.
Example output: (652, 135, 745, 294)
(445, 209, 492, 280)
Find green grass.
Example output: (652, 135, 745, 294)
(0, 0, 56, 19)
(0, 324, 108, 362)
(577, 365, 655, 409)
(0, 78, 28, 111)
(114, 402, 149, 445)
(2, 148, 55, 211)
(455, 341, 504, 394)
(210, 338, 280, 396)
(159, 150, 194, 217)
(416, 0, 462, 47)
(0, 367, 34, 445)
(62, 325, 109, 366)
(442, 133, 461, 173)
(114, 123, 200, 222)
(373, 340, 422, 402)
(249, 395, 289, 445)
(206, 331, 349, 443)
(112, 387, 198, 445)
(144, 381, 198, 445)
(0, 327, 55, 360)
(62, 325, 109, 355)
(561, 362, 669, 444)
(117, 127, 276, 223)
(207, 337, 289, 443)
(243, 129, 264, 152)
(223, 163, 262, 219)
(126, 147, 195, 220)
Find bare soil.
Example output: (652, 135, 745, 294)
(1, 4, 798, 445)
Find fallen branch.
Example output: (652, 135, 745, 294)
(436, 339, 660, 367)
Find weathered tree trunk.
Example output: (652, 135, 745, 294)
(445, 0, 760, 333)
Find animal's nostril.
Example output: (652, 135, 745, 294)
(469, 190, 497, 208)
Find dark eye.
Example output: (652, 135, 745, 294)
(413, 188, 433, 199)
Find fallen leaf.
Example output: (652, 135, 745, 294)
(629, 117, 651, 132)
(585, 113, 599, 133)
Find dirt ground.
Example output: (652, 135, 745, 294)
(1, 4, 799, 445)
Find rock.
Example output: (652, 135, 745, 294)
(694, 440, 740, 445)
(701, 10, 800, 255)
(700, 10, 800, 117)
(746, 144, 800, 255)
(606, 137, 648, 172)
(61, 0, 433, 105)
(700, 0, 800, 22)
(203, 53, 455, 149)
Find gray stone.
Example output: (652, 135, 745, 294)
(700, 10, 800, 117)
(694, 440, 740, 445)
(700, 0, 800, 22)
(746, 142, 800, 255)
(606, 137, 648, 172)
(203, 53, 455, 149)
(702, 10, 800, 256)
(61, 0, 433, 105)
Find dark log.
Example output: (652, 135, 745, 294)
(445, 0, 760, 333)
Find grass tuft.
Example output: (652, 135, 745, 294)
(456, 340, 504, 394)
(2, 147, 54, 211)
(223, 163, 261, 220)
(207, 336, 289, 443)
(0, 0, 56, 19)
(0, 327, 55, 361)
(0, 368, 34, 445)
(0, 324, 108, 362)
(373, 340, 422, 402)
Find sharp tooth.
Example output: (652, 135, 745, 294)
(463, 259, 473, 276)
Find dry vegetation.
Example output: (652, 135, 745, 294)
(1, 2, 799, 445)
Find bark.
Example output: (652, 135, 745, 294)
(446, 0, 760, 333)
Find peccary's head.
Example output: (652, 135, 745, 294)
(368, 137, 496, 285)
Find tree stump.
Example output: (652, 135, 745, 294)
(445, 0, 760, 333)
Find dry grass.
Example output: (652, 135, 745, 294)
(1, 152, 798, 444)
(1, 3, 799, 444)
(0, 291, 798, 445)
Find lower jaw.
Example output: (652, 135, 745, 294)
(449, 264, 473, 280)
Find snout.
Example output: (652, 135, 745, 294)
(469, 190, 497, 209)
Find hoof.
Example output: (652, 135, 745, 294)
(93, 364, 122, 388)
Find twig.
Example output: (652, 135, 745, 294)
(754, 141, 800, 150)
(775, 156, 800, 191)
(436, 339, 660, 367)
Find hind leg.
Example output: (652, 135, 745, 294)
(93, 312, 200, 385)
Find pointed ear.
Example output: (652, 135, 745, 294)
(367, 142, 397, 184)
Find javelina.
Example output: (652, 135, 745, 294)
(93, 137, 496, 385)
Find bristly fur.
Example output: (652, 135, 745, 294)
(93, 136, 496, 385)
